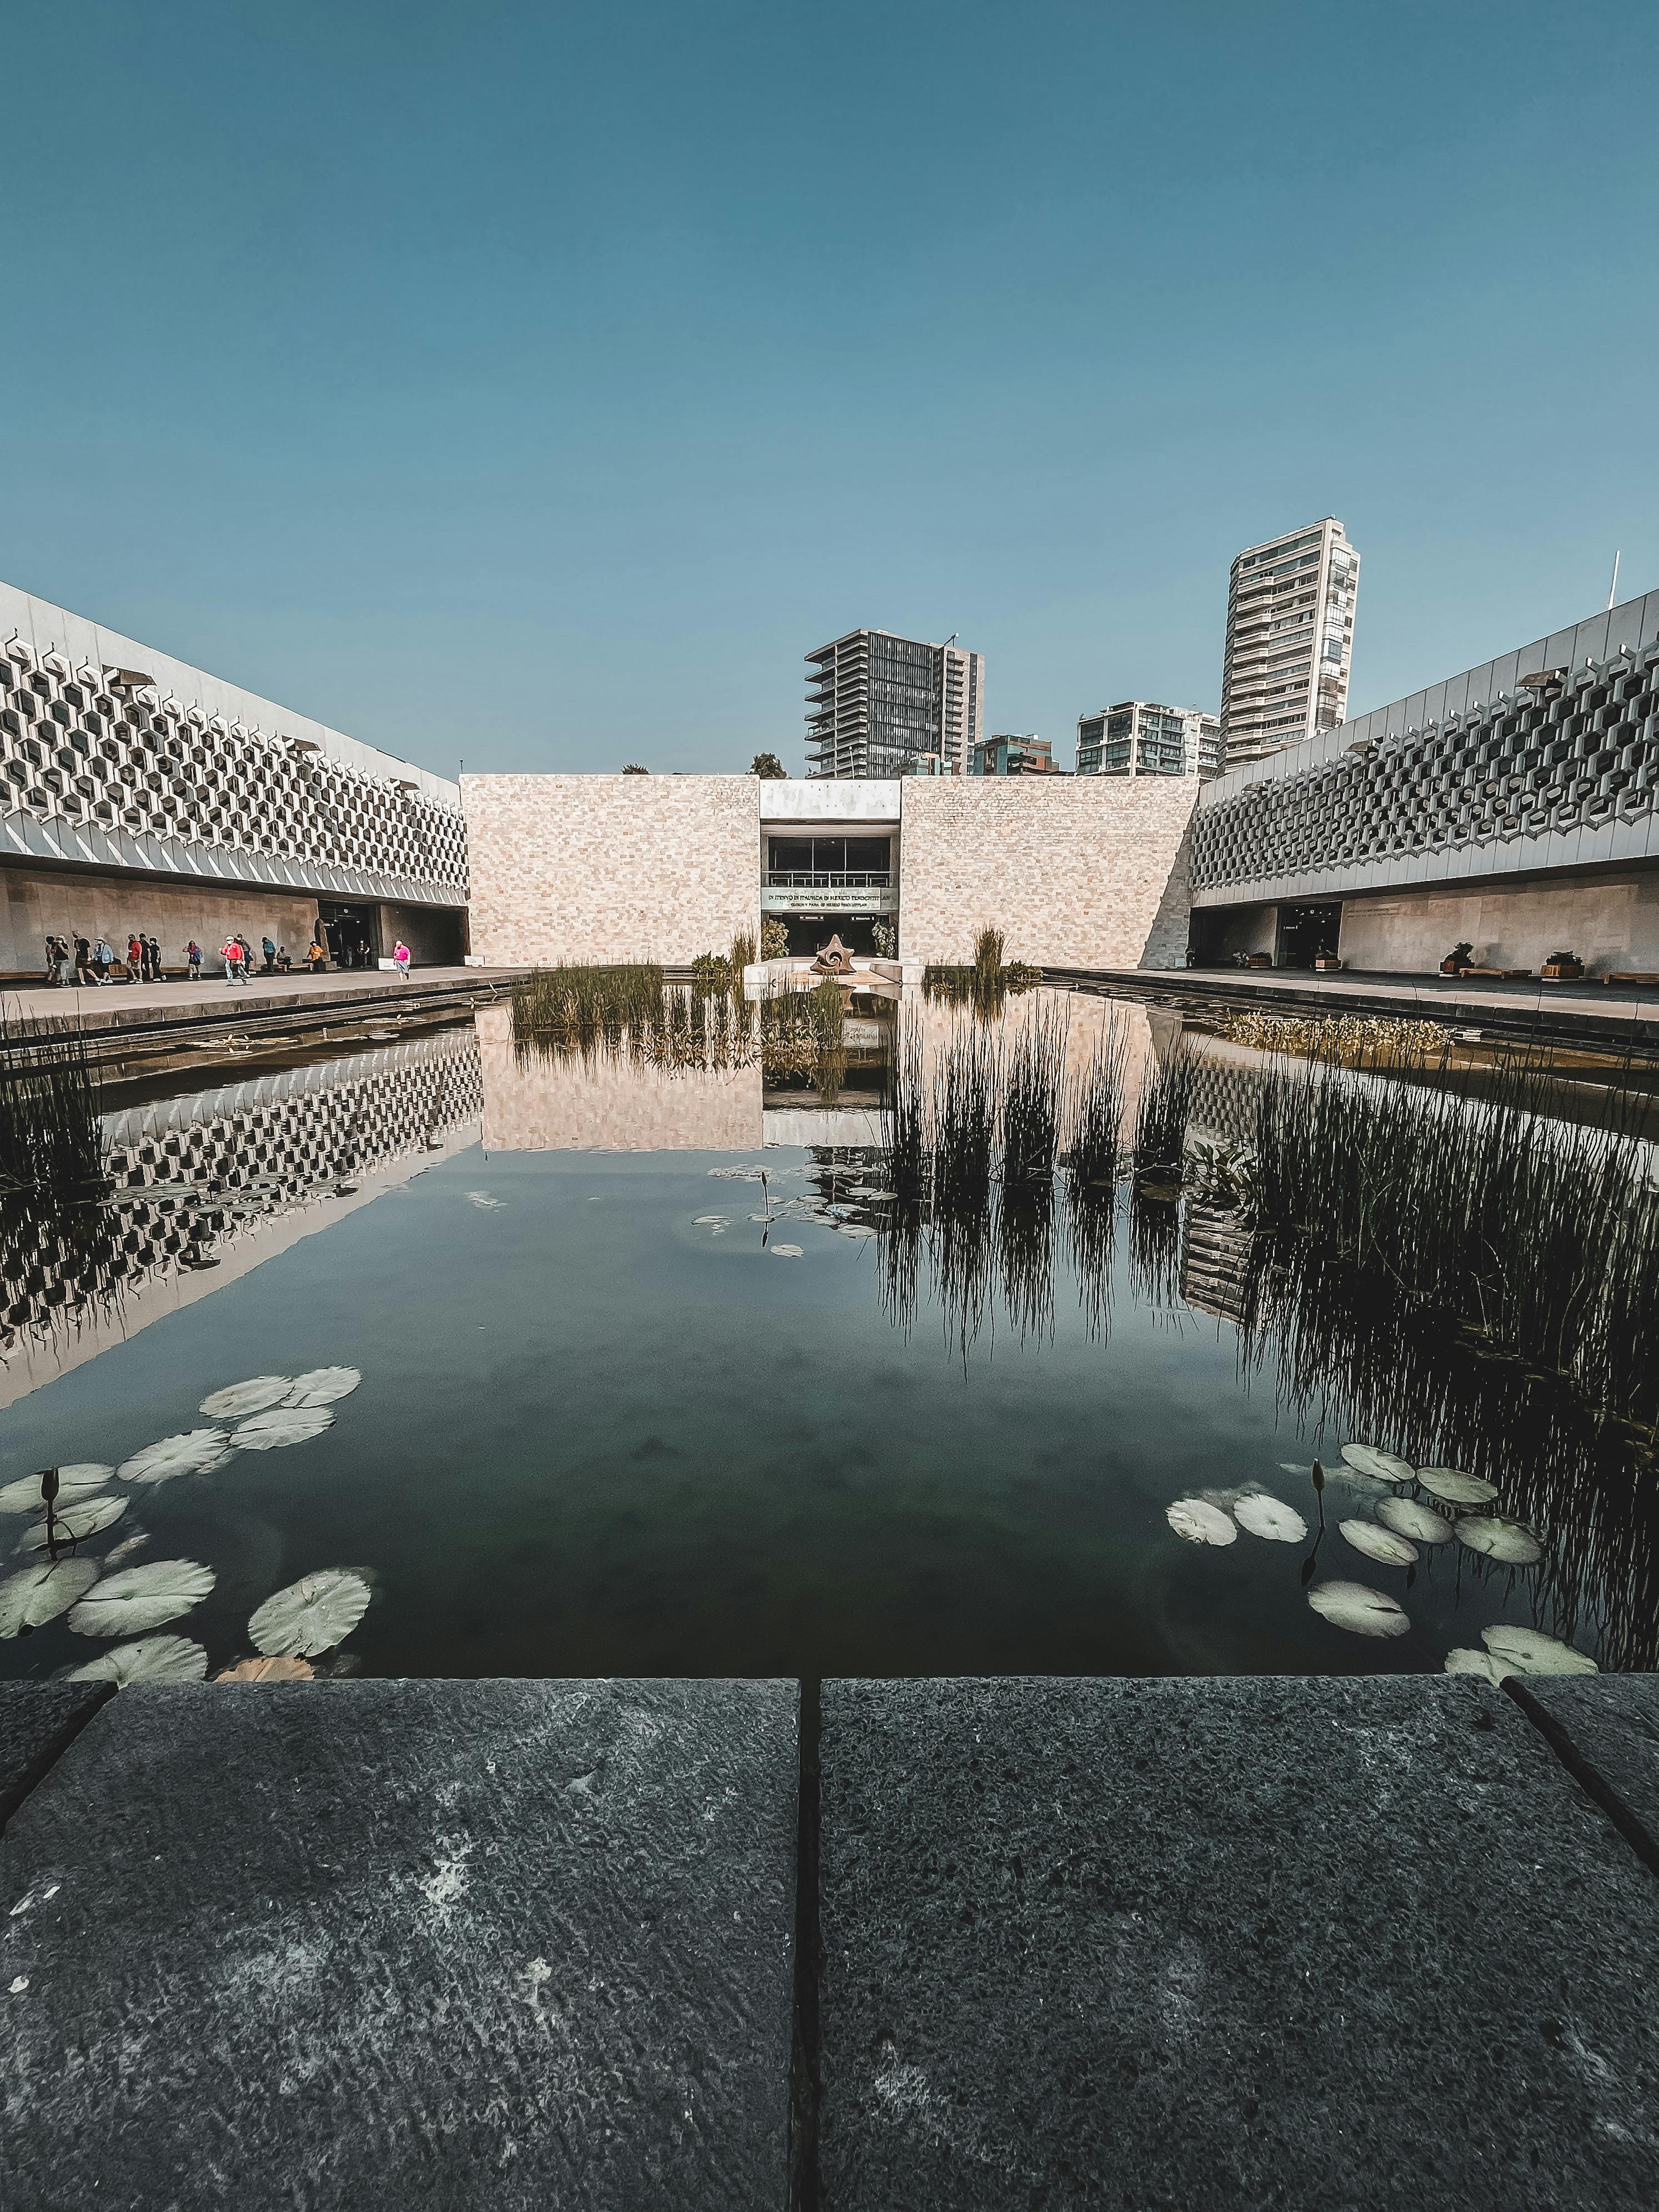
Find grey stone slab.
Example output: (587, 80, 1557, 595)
(1520, 1674, 1659, 1846)
(818, 1675, 1659, 2211)
(0, 1681, 111, 1833)
(1, 1678, 796, 2211)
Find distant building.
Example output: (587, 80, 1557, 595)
(1075, 702, 1220, 779)
(970, 733, 1061, 776)
(805, 629, 984, 779)
(1220, 517, 1359, 770)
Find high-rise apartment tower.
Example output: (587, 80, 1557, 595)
(805, 629, 984, 778)
(1220, 518, 1359, 769)
(1076, 702, 1222, 779)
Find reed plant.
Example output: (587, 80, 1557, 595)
(1132, 1039, 1197, 1175)
(0, 1011, 103, 1199)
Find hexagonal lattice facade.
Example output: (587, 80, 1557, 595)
(0, 620, 466, 903)
(1194, 619, 1659, 899)
(1, 1032, 481, 1347)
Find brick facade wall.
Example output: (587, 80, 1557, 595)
(898, 778, 1197, 970)
(463, 775, 760, 967)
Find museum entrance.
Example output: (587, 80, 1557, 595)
(318, 900, 382, 971)
(1274, 902, 1343, 969)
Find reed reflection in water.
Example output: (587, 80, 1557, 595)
(875, 996, 1659, 1670)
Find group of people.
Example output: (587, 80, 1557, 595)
(43, 927, 414, 987)
(44, 933, 169, 987)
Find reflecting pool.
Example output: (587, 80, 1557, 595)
(1, 987, 1654, 1684)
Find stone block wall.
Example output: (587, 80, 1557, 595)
(898, 778, 1197, 970)
(477, 1004, 762, 1150)
(463, 775, 760, 967)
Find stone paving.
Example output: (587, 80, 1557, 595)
(2, 1674, 1657, 2209)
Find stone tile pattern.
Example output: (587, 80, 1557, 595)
(0, 1678, 797, 2211)
(1194, 594, 1659, 908)
(465, 774, 762, 967)
(898, 775, 1198, 970)
(2, 1032, 482, 1353)
(476, 1002, 762, 1151)
(819, 1674, 1659, 2211)
(0, 630, 466, 901)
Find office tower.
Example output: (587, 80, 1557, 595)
(1220, 518, 1360, 769)
(805, 630, 984, 778)
(970, 733, 1060, 775)
(1075, 702, 1222, 779)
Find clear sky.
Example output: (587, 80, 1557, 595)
(3, 1, 1655, 778)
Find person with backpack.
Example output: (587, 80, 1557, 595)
(222, 934, 245, 985)
(93, 937, 113, 981)
(261, 935, 277, 974)
(44, 934, 70, 987)
(186, 939, 203, 980)
(126, 933, 143, 982)
(74, 935, 101, 987)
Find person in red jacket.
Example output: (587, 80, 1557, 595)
(222, 935, 245, 985)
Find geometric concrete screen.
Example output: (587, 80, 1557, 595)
(1194, 592, 1659, 903)
(0, 583, 466, 907)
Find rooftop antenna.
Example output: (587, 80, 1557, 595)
(1607, 551, 1621, 611)
(944, 633, 958, 646)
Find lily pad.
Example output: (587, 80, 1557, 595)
(1417, 1467, 1500, 1507)
(67, 1559, 215, 1638)
(1481, 1624, 1596, 1675)
(215, 1655, 315, 1681)
(1307, 1579, 1410, 1638)
(0, 1559, 101, 1638)
(771, 1243, 804, 1259)
(248, 1569, 371, 1657)
(1233, 1494, 1308, 1543)
(200, 1376, 292, 1419)
(1377, 1497, 1455, 1546)
(68, 1634, 208, 1685)
(1340, 1443, 1415, 1484)
(1444, 1647, 1513, 1685)
(118, 1429, 237, 1486)
(1339, 1518, 1418, 1567)
(230, 1406, 335, 1453)
(1166, 1498, 1237, 1547)
(835, 1224, 877, 1240)
(284, 1367, 361, 1408)
(0, 1464, 113, 1514)
(19, 1495, 128, 1550)
(1455, 1516, 1543, 1566)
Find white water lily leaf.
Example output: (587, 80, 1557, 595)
(67, 1559, 215, 1638)
(836, 1224, 877, 1240)
(1340, 1443, 1415, 1484)
(0, 1559, 100, 1637)
(1308, 1579, 1410, 1638)
(1377, 1497, 1454, 1546)
(215, 1655, 314, 1681)
(1455, 1516, 1542, 1566)
(465, 1190, 506, 1210)
(1417, 1467, 1500, 1507)
(230, 1406, 335, 1453)
(1233, 1494, 1308, 1543)
(249, 1569, 370, 1657)
(1277, 1462, 1314, 1477)
(692, 1215, 729, 1226)
(1481, 1624, 1596, 1675)
(771, 1243, 804, 1258)
(103, 1533, 150, 1568)
(0, 1464, 113, 1514)
(20, 1495, 128, 1550)
(118, 1429, 236, 1486)
(1166, 1498, 1237, 1547)
(1445, 1647, 1513, 1685)
(68, 1634, 208, 1685)
(1339, 1518, 1417, 1567)
(200, 1376, 292, 1419)
(284, 1367, 360, 1408)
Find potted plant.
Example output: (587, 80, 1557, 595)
(1540, 948, 1585, 980)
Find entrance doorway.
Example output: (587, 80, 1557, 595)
(318, 900, 381, 972)
(1275, 902, 1342, 970)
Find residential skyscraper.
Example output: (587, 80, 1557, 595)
(1220, 518, 1359, 769)
(971, 733, 1060, 775)
(805, 629, 984, 778)
(1075, 702, 1222, 779)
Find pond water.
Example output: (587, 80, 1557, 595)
(1, 987, 1653, 1684)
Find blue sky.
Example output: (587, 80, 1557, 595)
(3, 1, 1654, 777)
